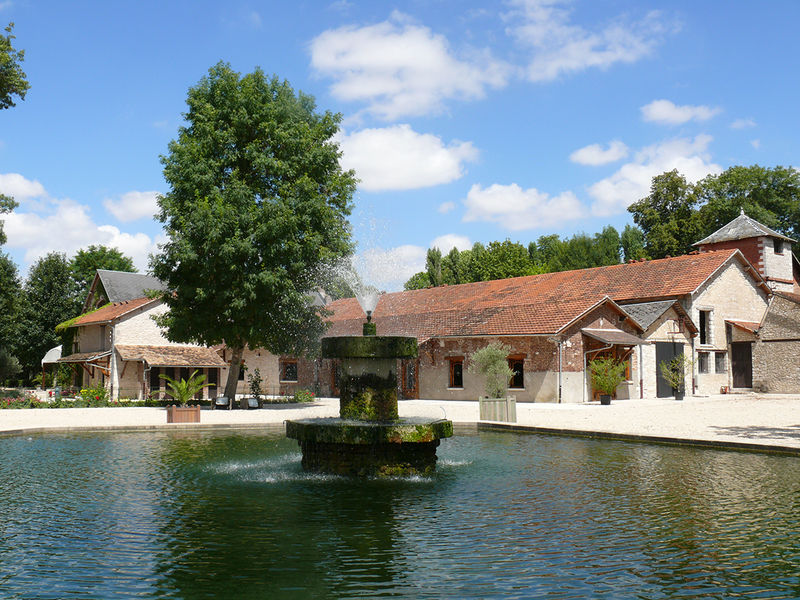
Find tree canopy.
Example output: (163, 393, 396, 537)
(404, 230, 630, 290)
(152, 62, 356, 401)
(629, 165, 800, 259)
(14, 252, 78, 381)
(0, 22, 29, 110)
(71, 245, 136, 299)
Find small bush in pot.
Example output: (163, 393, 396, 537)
(160, 370, 213, 406)
(468, 342, 514, 399)
(659, 354, 692, 400)
(589, 356, 627, 405)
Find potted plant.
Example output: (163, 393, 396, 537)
(468, 342, 517, 421)
(161, 369, 214, 423)
(589, 356, 627, 405)
(659, 354, 691, 400)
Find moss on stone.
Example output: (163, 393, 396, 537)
(339, 371, 399, 421)
(322, 336, 418, 359)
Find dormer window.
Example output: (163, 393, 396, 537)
(774, 239, 784, 254)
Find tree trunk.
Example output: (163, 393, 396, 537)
(224, 345, 244, 408)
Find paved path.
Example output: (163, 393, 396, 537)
(0, 394, 798, 454)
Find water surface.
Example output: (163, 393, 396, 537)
(0, 429, 798, 599)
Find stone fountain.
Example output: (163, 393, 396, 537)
(286, 293, 453, 477)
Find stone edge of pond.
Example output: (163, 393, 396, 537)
(0, 421, 479, 438)
(478, 422, 800, 456)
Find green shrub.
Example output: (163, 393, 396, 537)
(589, 356, 627, 396)
(292, 389, 315, 403)
(468, 342, 514, 399)
(79, 384, 109, 406)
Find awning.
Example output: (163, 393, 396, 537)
(726, 320, 760, 334)
(581, 328, 648, 346)
(41, 345, 62, 365)
(58, 350, 112, 363)
(115, 344, 227, 368)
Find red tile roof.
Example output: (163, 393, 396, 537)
(325, 250, 750, 339)
(72, 297, 158, 326)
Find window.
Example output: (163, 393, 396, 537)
(715, 352, 727, 374)
(774, 239, 784, 254)
(238, 362, 246, 381)
(280, 360, 298, 382)
(448, 358, 464, 388)
(508, 357, 524, 389)
(698, 351, 709, 374)
(699, 310, 712, 345)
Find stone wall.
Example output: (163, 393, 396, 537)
(688, 258, 769, 393)
(752, 294, 800, 393)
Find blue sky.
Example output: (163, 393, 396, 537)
(2, 0, 799, 290)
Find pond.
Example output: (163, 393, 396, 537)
(0, 428, 798, 599)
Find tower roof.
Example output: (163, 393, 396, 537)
(694, 210, 795, 246)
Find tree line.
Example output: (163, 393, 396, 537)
(405, 165, 800, 290)
(0, 242, 136, 385)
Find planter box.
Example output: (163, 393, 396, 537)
(166, 405, 201, 424)
(479, 396, 516, 422)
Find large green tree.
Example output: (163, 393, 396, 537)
(0, 22, 29, 110)
(630, 165, 800, 259)
(0, 252, 21, 383)
(0, 193, 17, 246)
(695, 165, 800, 246)
(627, 170, 702, 258)
(152, 62, 356, 403)
(15, 253, 78, 382)
(70, 244, 136, 300)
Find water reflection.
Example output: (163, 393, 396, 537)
(0, 430, 797, 599)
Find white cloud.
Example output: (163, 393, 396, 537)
(641, 99, 721, 125)
(570, 140, 628, 166)
(3, 199, 159, 271)
(338, 125, 478, 191)
(438, 201, 456, 214)
(463, 183, 585, 230)
(351, 244, 427, 292)
(588, 135, 722, 216)
(0, 172, 46, 201)
(751, 139, 761, 150)
(103, 190, 160, 222)
(0, 173, 159, 271)
(430, 234, 471, 253)
(507, 0, 672, 82)
(310, 12, 509, 120)
(731, 118, 756, 129)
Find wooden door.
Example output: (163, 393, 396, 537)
(655, 342, 682, 398)
(731, 342, 753, 388)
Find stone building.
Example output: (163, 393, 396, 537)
(752, 291, 800, 393)
(321, 248, 770, 402)
(52, 212, 800, 401)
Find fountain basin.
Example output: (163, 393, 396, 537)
(286, 417, 453, 476)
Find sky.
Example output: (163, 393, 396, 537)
(1, 0, 799, 291)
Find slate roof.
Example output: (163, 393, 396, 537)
(694, 212, 795, 245)
(621, 300, 683, 330)
(325, 250, 747, 340)
(115, 345, 227, 368)
(72, 297, 158, 327)
(97, 270, 167, 303)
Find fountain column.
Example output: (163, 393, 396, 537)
(285, 315, 452, 476)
